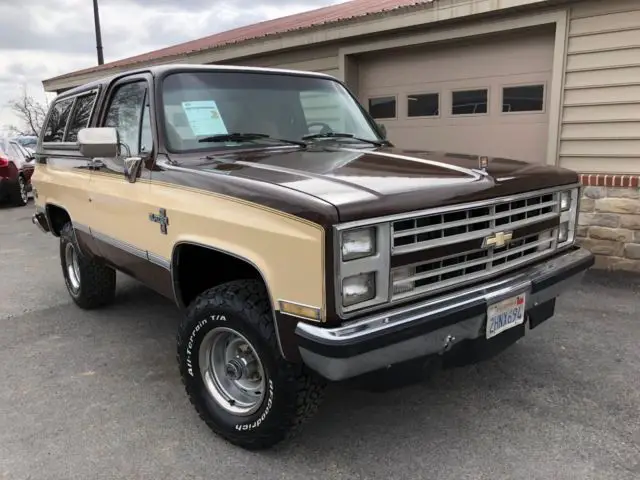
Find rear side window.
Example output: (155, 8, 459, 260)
(65, 91, 98, 142)
(43, 98, 74, 142)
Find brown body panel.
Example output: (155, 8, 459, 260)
(161, 145, 579, 224)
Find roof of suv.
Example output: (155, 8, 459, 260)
(57, 63, 339, 100)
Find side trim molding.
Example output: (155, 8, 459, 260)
(74, 222, 171, 270)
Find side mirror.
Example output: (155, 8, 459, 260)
(124, 157, 143, 183)
(376, 122, 387, 139)
(25, 154, 35, 162)
(77, 127, 119, 158)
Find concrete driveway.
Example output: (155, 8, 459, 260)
(1, 202, 639, 480)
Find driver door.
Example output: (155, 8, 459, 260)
(87, 75, 170, 296)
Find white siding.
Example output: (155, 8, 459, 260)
(559, 0, 640, 173)
(235, 46, 340, 77)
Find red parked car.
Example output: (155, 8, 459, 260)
(0, 138, 35, 207)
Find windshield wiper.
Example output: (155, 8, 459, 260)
(198, 132, 307, 148)
(301, 132, 386, 146)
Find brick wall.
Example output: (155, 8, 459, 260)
(577, 174, 640, 273)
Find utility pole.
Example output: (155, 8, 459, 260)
(92, 0, 104, 65)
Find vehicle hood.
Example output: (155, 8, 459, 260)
(171, 145, 579, 223)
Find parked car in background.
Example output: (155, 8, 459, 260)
(14, 135, 38, 150)
(0, 137, 35, 206)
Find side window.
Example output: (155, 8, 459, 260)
(140, 104, 153, 154)
(104, 81, 147, 155)
(43, 98, 74, 142)
(65, 91, 98, 142)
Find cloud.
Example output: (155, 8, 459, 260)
(0, 0, 343, 132)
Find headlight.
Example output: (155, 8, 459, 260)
(557, 187, 579, 246)
(341, 227, 376, 261)
(342, 272, 375, 307)
(558, 222, 569, 243)
(560, 191, 571, 211)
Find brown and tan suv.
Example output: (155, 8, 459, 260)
(31, 64, 594, 450)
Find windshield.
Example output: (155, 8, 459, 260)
(160, 71, 381, 152)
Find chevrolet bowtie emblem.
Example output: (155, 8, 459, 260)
(483, 231, 513, 249)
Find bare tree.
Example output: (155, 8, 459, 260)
(8, 85, 50, 137)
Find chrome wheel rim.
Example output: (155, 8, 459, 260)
(199, 327, 266, 416)
(19, 177, 27, 203)
(64, 243, 81, 292)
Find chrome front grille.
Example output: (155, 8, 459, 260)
(390, 190, 561, 301)
(392, 192, 557, 254)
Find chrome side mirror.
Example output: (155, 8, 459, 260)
(77, 127, 119, 158)
(124, 157, 143, 183)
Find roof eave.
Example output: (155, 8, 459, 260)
(42, 0, 557, 93)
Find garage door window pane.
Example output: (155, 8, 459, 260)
(452, 89, 488, 115)
(368, 96, 396, 119)
(502, 85, 544, 112)
(408, 93, 439, 117)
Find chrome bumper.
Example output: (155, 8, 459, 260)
(32, 209, 50, 234)
(296, 246, 594, 381)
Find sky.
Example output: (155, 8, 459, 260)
(0, 0, 344, 134)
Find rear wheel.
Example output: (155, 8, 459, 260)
(60, 222, 116, 309)
(10, 175, 28, 207)
(177, 279, 326, 450)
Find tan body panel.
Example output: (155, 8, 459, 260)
(33, 160, 92, 228)
(34, 164, 327, 319)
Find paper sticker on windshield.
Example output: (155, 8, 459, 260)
(181, 101, 228, 136)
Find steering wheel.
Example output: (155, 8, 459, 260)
(306, 122, 333, 135)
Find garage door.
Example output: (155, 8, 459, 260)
(358, 27, 555, 164)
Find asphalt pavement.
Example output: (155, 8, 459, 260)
(1, 201, 639, 480)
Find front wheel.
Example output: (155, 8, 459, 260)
(177, 279, 326, 450)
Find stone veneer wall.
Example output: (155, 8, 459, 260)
(576, 174, 640, 273)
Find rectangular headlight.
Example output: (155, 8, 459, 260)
(558, 221, 569, 243)
(560, 191, 571, 211)
(341, 227, 376, 261)
(342, 272, 375, 307)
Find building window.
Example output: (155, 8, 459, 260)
(42, 98, 74, 142)
(407, 93, 439, 117)
(368, 96, 396, 119)
(451, 89, 488, 115)
(502, 84, 545, 113)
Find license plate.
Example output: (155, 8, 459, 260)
(486, 293, 526, 339)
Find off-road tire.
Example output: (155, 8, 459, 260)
(60, 222, 116, 309)
(10, 175, 28, 207)
(177, 279, 326, 450)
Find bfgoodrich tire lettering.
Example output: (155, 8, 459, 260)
(177, 279, 326, 450)
(59, 222, 116, 309)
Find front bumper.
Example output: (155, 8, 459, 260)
(32, 209, 50, 234)
(296, 246, 594, 381)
